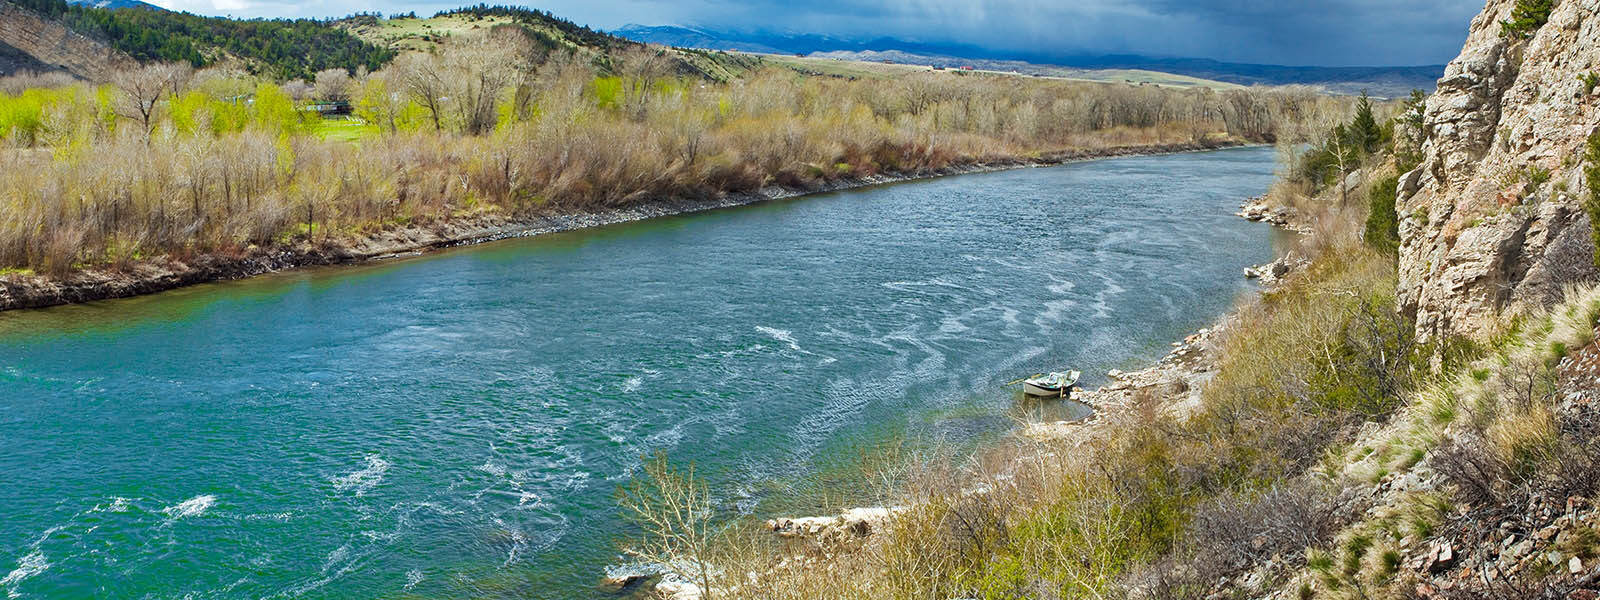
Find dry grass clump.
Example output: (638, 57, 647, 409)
(700, 399, 1198, 600)
(1427, 285, 1600, 511)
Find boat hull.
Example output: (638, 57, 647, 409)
(1022, 381, 1069, 397)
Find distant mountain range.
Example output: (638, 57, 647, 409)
(613, 24, 1445, 96)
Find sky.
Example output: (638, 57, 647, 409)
(142, 0, 1486, 67)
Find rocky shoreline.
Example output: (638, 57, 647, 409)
(0, 140, 1242, 313)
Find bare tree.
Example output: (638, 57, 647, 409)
(1328, 124, 1358, 205)
(281, 79, 313, 103)
(444, 31, 532, 135)
(901, 74, 948, 116)
(392, 29, 538, 135)
(617, 47, 671, 121)
(312, 68, 352, 103)
(111, 63, 192, 142)
(395, 52, 447, 132)
(618, 453, 718, 599)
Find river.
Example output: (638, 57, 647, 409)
(0, 146, 1283, 599)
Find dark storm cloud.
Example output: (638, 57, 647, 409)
(636, 0, 1484, 66)
(148, 0, 1483, 67)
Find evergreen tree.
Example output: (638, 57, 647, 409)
(1501, 0, 1555, 39)
(1364, 174, 1401, 254)
(1350, 92, 1382, 155)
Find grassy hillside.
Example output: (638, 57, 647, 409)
(336, 8, 762, 82)
(336, 4, 632, 55)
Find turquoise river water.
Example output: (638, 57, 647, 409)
(0, 146, 1282, 599)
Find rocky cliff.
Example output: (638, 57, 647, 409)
(0, 1, 134, 79)
(1399, 0, 1600, 341)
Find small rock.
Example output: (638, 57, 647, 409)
(1510, 539, 1535, 559)
(1432, 544, 1455, 571)
(1572, 556, 1584, 575)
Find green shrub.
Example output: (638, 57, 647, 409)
(1581, 72, 1600, 95)
(1501, 0, 1555, 40)
(1294, 94, 1386, 189)
(1364, 173, 1401, 253)
(1528, 166, 1553, 187)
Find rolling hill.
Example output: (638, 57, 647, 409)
(0, 1, 764, 83)
(334, 7, 762, 82)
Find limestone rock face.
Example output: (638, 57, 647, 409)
(1399, 0, 1600, 340)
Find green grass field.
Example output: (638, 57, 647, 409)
(310, 118, 380, 143)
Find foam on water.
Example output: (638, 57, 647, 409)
(1088, 272, 1128, 320)
(515, 491, 540, 508)
(331, 455, 390, 497)
(0, 551, 48, 598)
(754, 326, 803, 352)
(162, 495, 216, 519)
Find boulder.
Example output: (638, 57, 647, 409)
(766, 506, 905, 540)
(599, 563, 662, 592)
(599, 572, 649, 591)
(655, 578, 703, 600)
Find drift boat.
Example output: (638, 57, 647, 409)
(1021, 370, 1080, 398)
